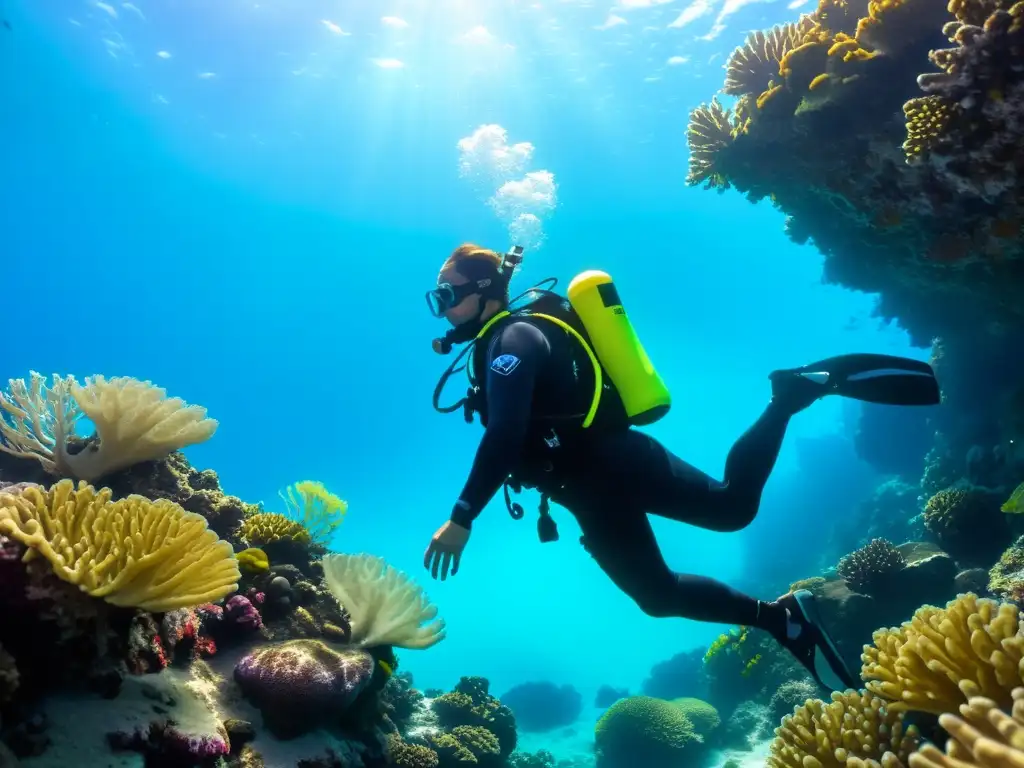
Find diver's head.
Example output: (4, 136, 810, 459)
(428, 244, 510, 327)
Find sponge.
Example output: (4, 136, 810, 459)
(322, 553, 445, 650)
(0, 480, 240, 611)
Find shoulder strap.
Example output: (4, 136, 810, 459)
(527, 312, 603, 429)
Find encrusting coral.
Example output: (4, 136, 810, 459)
(766, 689, 920, 768)
(0, 479, 240, 612)
(0, 372, 218, 481)
(322, 553, 445, 650)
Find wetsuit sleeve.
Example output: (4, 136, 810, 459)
(450, 321, 549, 528)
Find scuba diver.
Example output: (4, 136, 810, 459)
(423, 243, 940, 692)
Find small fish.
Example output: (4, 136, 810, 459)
(377, 659, 394, 677)
(1001, 481, 1024, 513)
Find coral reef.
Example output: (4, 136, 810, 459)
(431, 676, 517, 757)
(685, 0, 1024, 364)
(594, 685, 628, 709)
(640, 647, 706, 700)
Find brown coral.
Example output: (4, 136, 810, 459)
(836, 538, 906, 595)
(855, 0, 952, 54)
(766, 690, 920, 768)
(106, 451, 257, 539)
(686, 98, 737, 187)
(861, 593, 1024, 715)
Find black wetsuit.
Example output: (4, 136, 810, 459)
(449, 315, 793, 635)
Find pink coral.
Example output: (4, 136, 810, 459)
(108, 720, 229, 763)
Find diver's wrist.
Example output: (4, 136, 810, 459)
(450, 499, 474, 528)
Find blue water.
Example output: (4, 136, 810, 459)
(2, 0, 923, 705)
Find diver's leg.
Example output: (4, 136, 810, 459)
(570, 496, 784, 628)
(569, 496, 857, 691)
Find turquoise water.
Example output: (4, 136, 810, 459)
(2, 0, 922, 703)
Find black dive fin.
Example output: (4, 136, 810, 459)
(782, 353, 940, 406)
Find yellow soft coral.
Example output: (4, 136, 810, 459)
(0, 480, 239, 611)
(903, 96, 958, 160)
(909, 687, 1024, 768)
(862, 593, 1024, 715)
(238, 512, 312, 547)
(767, 690, 920, 768)
(279, 480, 347, 546)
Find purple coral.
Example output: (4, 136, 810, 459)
(225, 595, 262, 632)
(108, 720, 229, 765)
(234, 639, 375, 739)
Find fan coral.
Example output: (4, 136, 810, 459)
(595, 696, 702, 768)
(686, 98, 738, 187)
(837, 538, 907, 594)
(322, 553, 445, 650)
(0, 372, 217, 481)
(0, 480, 239, 611)
(862, 593, 1024, 715)
(279, 481, 347, 546)
(233, 639, 376, 738)
(724, 20, 814, 96)
(766, 690, 920, 768)
(909, 687, 1024, 768)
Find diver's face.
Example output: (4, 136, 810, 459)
(438, 267, 483, 327)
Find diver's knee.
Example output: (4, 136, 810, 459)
(716, 495, 760, 532)
(632, 590, 678, 618)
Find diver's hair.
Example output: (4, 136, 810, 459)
(443, 243, 503, 272)
(442, 243, 509, 302)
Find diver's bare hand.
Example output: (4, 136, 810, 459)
(424, 521, 470, 581)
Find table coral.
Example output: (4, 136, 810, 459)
(233, 638, 376, 739)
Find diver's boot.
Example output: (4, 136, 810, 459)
(769, 589, 858, 692)
(767, 367, 829, 415)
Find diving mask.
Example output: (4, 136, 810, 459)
(425, 245, 525, 318)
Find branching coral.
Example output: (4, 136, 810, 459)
(909, 687, 1024, 768)
(837, 538, 907, 594)
(861, 593, 1024, 715)
(0, 479, 240, 611)
(0, 372, 218, 481)
(322, 553, 445, 650)
(279, 481, 347, 547)
(766, 690, 920, 768)
(686, 98, 738, 187)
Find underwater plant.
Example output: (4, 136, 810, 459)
(279, 479, 348, 546)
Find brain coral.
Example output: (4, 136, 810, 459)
(595, 695, 702, 768)
(233, 639, 375, 738)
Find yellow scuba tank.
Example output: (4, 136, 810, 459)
(567, 270, 671, 426)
